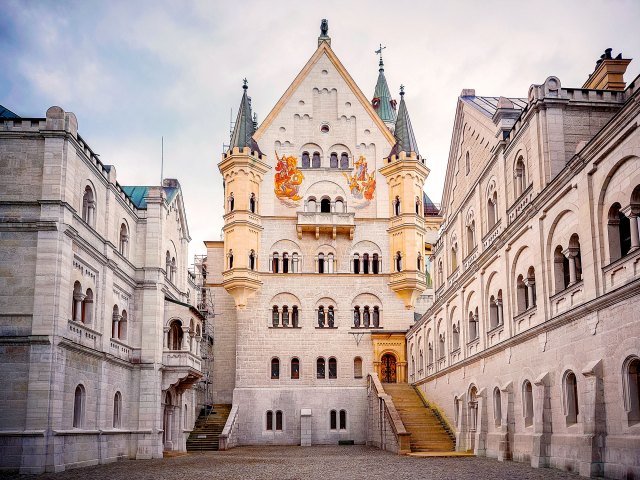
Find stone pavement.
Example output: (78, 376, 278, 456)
(0, 446, 579, 479)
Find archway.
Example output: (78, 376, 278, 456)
(381, 353, 397, 383)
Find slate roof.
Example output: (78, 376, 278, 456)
(390, 89, 420, 156)
(372, 59, 397, 125)
(121, 186, 179, 209)
(0, 105, 20, 119)
(462, 95, 528, 118)
(229, 81, 262, 154)
(423, 191, 440, 216)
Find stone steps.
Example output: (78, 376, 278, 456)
(186, 404, 232, 451)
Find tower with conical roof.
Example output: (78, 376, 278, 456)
(219, 80, 270, 308)
(371, 47, 397, 132)
(379, 86, 430, 308)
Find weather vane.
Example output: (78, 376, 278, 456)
(375, 43, 386, 64)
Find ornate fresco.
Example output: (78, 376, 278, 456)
(274, 152, 304, 206)
(343, 155, 376, 208)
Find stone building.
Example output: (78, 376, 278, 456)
(0, 105, 205, 473)
(205, 26, 441, 446)
(407, 50, 640, 477)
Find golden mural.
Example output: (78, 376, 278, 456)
(274, 152, 304, 205)
(343, 155, 376, 204)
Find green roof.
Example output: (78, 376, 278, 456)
(121, 185, 179, 209)
(372, 59, 397, 125)
(391, 87, 420, 156)
(229, 80, 261, 153)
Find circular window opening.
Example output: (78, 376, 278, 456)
(320, 124, 330, 134)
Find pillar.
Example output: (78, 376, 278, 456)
(525, 279, 535, 307)
(112, 314, 121, 339)
(163, 327, 169, 350)
(564, 247, 579, 284)
(496, 299, 504, 326)
(629, 210, 640, 250)
(73, 293, 86, 322)
(181, 327, 190, 350)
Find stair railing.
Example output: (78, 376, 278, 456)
(218, 404, 239, 450)
(367, 373, 411, 454)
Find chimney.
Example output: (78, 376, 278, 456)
(582, 48, 632, 91)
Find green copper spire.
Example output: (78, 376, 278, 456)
(229, 79, 257, 151)
(372, 45, 397, 127)
(392, 85, 420, 156)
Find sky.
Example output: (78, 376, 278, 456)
(1, 0, 639, 262)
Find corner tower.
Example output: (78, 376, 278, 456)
(219, 81, 270, 308)
(380, 86, 430, 308)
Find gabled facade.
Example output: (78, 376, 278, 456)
(408, 51, 640, 478)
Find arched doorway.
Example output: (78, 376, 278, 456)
(381, 353, 397, 383)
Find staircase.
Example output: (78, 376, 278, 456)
(384, 383, 455, 453)
(186, 404, 231, 451)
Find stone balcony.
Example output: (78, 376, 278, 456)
(223, 210, 262, 227)
(296, 211, 355, 239)
(550, 280, 584, 316)
(67, 320, 101, 350)
(389, 213, 425, 231)
(507, 184, 534, 225)
(463, 248, 478, 271)
(482, 220, 502, 250)
(602, 247, 640, 293)
(161, 350, 203, 391)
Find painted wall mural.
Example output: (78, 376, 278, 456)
(274, 152, 304, 207)
(343, 155, 376, 208)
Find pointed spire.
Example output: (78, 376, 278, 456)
(392, 85, 420, 156)
(228, 79, 257, 152)
(372, 44, 397, 127)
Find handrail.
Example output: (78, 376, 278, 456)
(218, 404, 239, 450)
(367, 374, 411, 454)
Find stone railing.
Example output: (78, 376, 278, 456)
(447, 268, 460, 286)
(67, 320, 101, 350)
(463, 248, 478, 271)
(367, 373, 410, 454)
(162, 351, 202, 371)
(450, 348, 462, 365)
(507, 184, 534, 225)
(513, 306, 538, 335)
(482, 220, 502, 250)
(549, 280, 584, 316)
(109, 338, 132, 361)
(218, 404, 239, 450)
(297, 211, 355, 227)
(435, 284, 445, 301)
(602, 247, 640, 293)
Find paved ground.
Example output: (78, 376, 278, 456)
(1, 446, 579, 479)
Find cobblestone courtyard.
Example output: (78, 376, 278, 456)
(0, 446, 580, 479)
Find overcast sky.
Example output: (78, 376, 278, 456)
(2, 0, 639, 261)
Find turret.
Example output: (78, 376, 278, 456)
(371, 46, 397, 132)
(219, 80, 270, 308)
(379, 86, 430, 308)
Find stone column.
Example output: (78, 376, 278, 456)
(496, 299, 504, 326)
(189, 331, 195, 353)
(564, 247, 579, 284)
(525, 279, 535, 307)
(163, 327, 170, 350)
(195, 335, 202, 357)
(87, 201, 96, 226)
(73, 293, 86, 322)
(624, 207, 640, 251)
(579, 360, 604, 477)
(531, 373, 550, 468)
(473, 313, 479, 339)
(181, 327, 190, 350)
(498, 384, 512, 461)
(112, 313, 121, 338)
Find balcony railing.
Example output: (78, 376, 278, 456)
(67, 320, 101, 350)
(463, 248, 478, 271)
(602, 247, 640, 292)
(162, 350, 202, 371)
(482, 219, 502, 250)
(296, 211, 355, 239)
(507, 184, 534, 225)
(549, 280, 584, 316)
(447, 268, 460, 286)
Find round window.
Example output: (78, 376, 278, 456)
(320, 124, 330, 134)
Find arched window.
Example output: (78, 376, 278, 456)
(82, 185, 96, 227)
(393, 196, 401, 216)
(271, 358, 280, 379)
(281, 305, 289, 327)
(517, 274, 527, 313)
(488, 191, 498, 228)
(354, 357, 363, 378)
(451, 242, 458, 271)
(515, 157, 526, 197)
(291, 358, 300, 379)
(266, 410, 273, 430)
(320, 198, 331, 213)
(170, 257, 176, 283)
(569, 234, 583, 283)
(228, 250, 234, 269)
(119, 309, 128, 341)
(72, 281, 83, 322)
(335, 198, 344, 213)
(292, 253, 299, 273)
(523, 380, 534, 427)
(466, 221, 476, 253)
(439, 333, 445, 359)
(438, 260, 443, 285)
(272, 253, 279, 273)
(312, 151, 321, 168)
(249, 250, 256, 271)
(228, 193, 235, 212)
(427, 343, 433, 365)
(417, 254, 422, 271)
(363, 306, 370, 327)
(276, 410, 283, 430)
(526, 268, 536, 308)
(328, 357, 337, 379)
(327, 253, 334, 273)
(282, 253, 289, 273)
(452, 322, 460, 350)
(168, 320, 183, 350)
(317, 306, 325, 327)
(363, 253, 370, 274)
(489, 295, 498, 328)
(465, 151, 470, 175)
(249, 193, 256, 213)
(292, 305, 299, 327)
(317, 357, 326, 379)
(327, 306, 335, 327)
(372, 306, 380, 327)
(340, 152, 349, 169)
(454, 397, 460, 427)
(395, 252, 402, 272)
(493, 387, 502, 427)
(564, 371, 579, 425)
(353, 306, 360, 327)
(415, 197, 421, 215)
(272, 305, 279, 327)
(373, 253, 380, 274)
(307, 197, 317, 212)
(339, 410, 347, 430)
(625, 356, 640, 425)
(469, 386, 478, 431)
(353, 253, 360, 274)
(330, 410, 337, 429)
(111, 305, 120, 338)
(554, 246, 568, 293)
(330, 152, 338, 168)
(318, 253, 325, 274)
(73, 384, 85, 428)
(469, 311, 478, 340)
(119, 222, 129, 257)
(113, 391, 122, 428)
(301, 151, 310, 168)
(83, 288, 93, 325)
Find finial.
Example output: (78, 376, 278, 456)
(320, 19, 328, 36)
(399, 84, 405, 96)
(242, 78, 248, 90)
(375, 43, 386, 71)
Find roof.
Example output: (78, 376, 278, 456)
(423, 191, 440, 216)
(461, 95, 527, 118)
(372, 59, 397, 125)
(121, 185, 179, 209)
(0, 105, 20, 119)
(228, 80, 262, 153)
(390, 88, 420, 156)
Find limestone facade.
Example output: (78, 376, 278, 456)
(408, 57, 640, 477)
(0, 106, 204, 473)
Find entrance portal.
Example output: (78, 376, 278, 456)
(381, 353, 397, 383)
